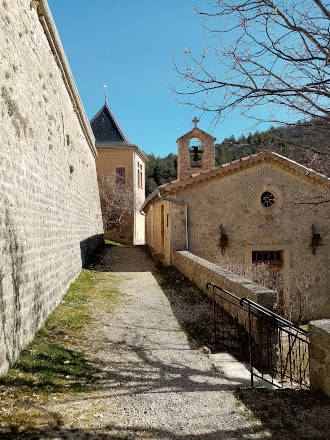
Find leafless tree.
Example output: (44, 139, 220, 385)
(217, 254, 323, 322)
(286, 273, 317, 324)
(98, 174, 135, 231)
(216, 254, 283, 296)
(173, 0, 330, 158)
(290, 186, 330, 210)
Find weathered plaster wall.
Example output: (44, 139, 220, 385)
(133, 151, 146, 245)
(96, 148, 134, 244)
(0, 0, 103, 375)
(146, 161, 330, 321)
(145, 199, 170, 263)
(96, 148, 134, 186)
(95, 148, 146, 245)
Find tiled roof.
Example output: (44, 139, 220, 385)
(90, 103, 130, 146)
(141, 151, 330, 211)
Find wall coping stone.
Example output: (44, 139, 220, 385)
(173, 250, 277, 310)
(37, 0, 97, 158)
(309, 319, 330, 334)
(308, 319, 330, 397)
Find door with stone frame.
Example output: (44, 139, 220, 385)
(252, 250, 284, 315)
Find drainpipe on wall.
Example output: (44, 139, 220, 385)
(157, 189, 189, 251)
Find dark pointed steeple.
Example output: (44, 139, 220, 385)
(90, 103, 131, 147)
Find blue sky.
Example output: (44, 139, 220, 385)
(48, 0, 272, 156)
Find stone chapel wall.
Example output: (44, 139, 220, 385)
(177, 128, 215, 180)
(167, 162, 329, 322)
(0, 0, 104, 375)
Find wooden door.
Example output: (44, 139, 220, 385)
(252, 250, 284, 315)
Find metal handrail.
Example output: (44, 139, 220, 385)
(206, 281, 307, 336)
(240, 297, 307, 336)
(206, 282, 241, 302)
(206, 281, 310, 389)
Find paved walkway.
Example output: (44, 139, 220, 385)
(48, 245, 263, 439)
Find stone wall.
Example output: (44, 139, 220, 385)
(172, 250, 277, 344)
(167, 162, 329, 321)
(0, 0, 103, 375)
(145, 198, 171, 262)
(309, 320, 330, 397)
(104, 218, 134, 245)
(172, 251, 277, 310)
(177, 127, 215, 179)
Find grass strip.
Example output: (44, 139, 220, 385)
(0, 268, 125, 435)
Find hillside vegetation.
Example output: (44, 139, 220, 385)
(146, 124, 330, 196)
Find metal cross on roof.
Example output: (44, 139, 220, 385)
(192, 116, 199, 128)
(104, 84, 108, 104)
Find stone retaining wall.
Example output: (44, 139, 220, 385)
(173, 252, 330, 395)
(173, 251, 277, 310)
(172, 251, 277, 346)
(309, 320, 330, 397)
(0, 0, 103, 375)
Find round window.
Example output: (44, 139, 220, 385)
(261, 191, 275, 207)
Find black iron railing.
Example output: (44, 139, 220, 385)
(206, 282, 310, 389)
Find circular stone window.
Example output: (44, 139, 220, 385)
(261, 191, 275, 207)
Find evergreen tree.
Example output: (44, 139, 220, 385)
(145, 122, 330, 195)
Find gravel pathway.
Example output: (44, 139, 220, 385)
(43, 245, 264, 439)
(3, 245, 329, 439)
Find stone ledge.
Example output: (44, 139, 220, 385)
(309, 319, 330, 397)
(172, 250, 277, 310)
(37, 0, 97, 158)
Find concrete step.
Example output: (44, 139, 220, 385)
(210, 352, 279, 389)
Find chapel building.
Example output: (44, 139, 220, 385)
(90, 102, 148, 244)
(142, 121, 330, 321)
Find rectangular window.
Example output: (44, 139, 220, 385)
(137, 162, 143, 188)
(252, 250, 282, 263)
(115, 167, 125, 185)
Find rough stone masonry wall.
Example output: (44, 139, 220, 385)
(169, 162, 330, 321)
(172, 251, 277, 343)
(173, 251, 277, 310)
(309, 320, 330, 397)
(177, 128, 215, 180)
(0, 0, 104, 375)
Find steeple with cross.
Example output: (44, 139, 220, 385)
(192, 116, 199, 128)
(176, 120, 216, 179)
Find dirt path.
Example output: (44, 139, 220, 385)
(2, 245, 329, 439)
(39, 245, 265, 439)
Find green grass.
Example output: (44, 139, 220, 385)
(105, 239, 122, 246)
(1, 269, 126, 390)
(0, 268, 127, 434)
(42, 269, 126, 337)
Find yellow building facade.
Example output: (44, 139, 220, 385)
(91, 103, 148, 244)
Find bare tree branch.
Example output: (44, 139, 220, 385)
(98, 174, 135, 231)
(173, 0, 330, 152)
